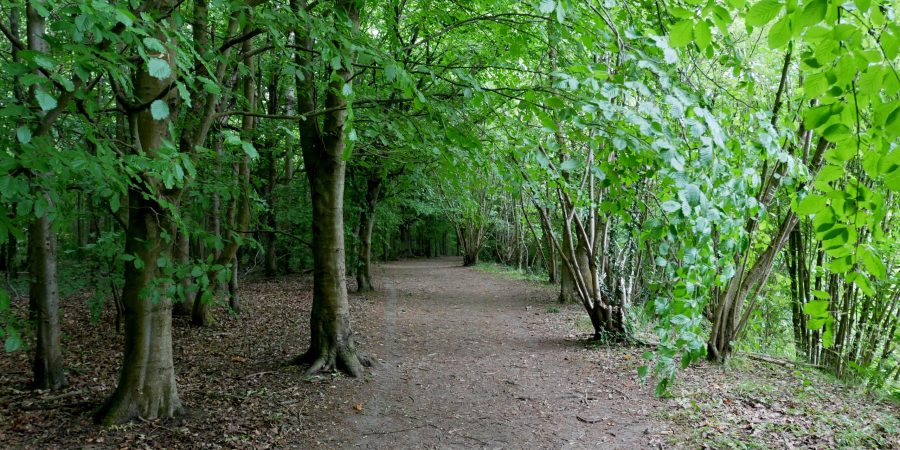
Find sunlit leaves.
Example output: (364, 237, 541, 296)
(746, 0, 782, 27)
(767, 16, 790, 48)
(669, 20, 694, 48)
(796, 0, 827, 29)
(16, 127, 32, 144)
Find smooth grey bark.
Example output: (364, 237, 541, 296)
(290, 0, 369, 377)
(356, 175, 382, 292)
(95, 1, 182, 423)
(25, 0, 65, 391)
(27, 203, 66, 390)
(191, 31, 254, 326)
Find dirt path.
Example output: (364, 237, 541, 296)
(335, 258, 660, 449)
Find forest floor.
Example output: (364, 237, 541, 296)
(1, 257, 898, 449)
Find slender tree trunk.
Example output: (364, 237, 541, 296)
(558, 232, 577, 303)
(25, 0, 65, 391)
(172, 230, 193, 315)
(28, 204, 66, 390)
(191, 31, 254, 326)
(355, 179, 379, 292)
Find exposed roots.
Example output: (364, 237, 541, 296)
(290, 347, 373, 378)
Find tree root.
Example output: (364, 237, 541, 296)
(289, 348, 374, 378)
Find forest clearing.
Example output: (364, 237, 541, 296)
(1, 0, 899, 448)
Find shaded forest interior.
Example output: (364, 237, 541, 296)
(1, 0, 899, 448)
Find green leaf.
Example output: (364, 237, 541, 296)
(822, 123, 851, 142)
(148, 58, 172, 80)
(661, 201, 681, 213)
(150, 100, 169, 120)
(796, 0, 827, 29)
(546, 96, 566, 109)
(796, 194, 827, 215)
(16, 126, 32, 144)
(803, 300, 829, 316)
(746, 0, 782, 27)
(538, 0, 555, 14)
(694, 20, 712, 49)
(767, 16, 791, 48)
(559, 159, 578, 171)
(143, 37, 166, 53)
(241, 141, 259, 159)
(669, 20, 694, 48)
(860, 246, 887, 279)
(35, 89, 57, 111)
(4, 332, 21, 353)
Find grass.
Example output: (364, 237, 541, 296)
(473, 262, 548, 283)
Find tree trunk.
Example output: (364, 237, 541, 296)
(96, 4, 182, 423)
(28, 204, 66, 390)
(356, 200, 377, 292)
(708, 212, 798, 363)
(191, 31, 255, 326)
(95, 191, 182, 425)
(291, 0, 367, 377)
(558, 232, 577, 303)
(172, 230, 193, 316)
(228, 254, 239, 313)
(24, 0, 65, 391)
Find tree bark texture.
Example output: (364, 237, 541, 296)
(96, 1, 182, 423)
(356, 175, 382, 292)
(291, 0, 368, 377)
(25, 0, 66, 391)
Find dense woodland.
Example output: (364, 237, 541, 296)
(0, 0, 898, 439)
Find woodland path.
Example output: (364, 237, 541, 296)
(333, 258, 661, 449)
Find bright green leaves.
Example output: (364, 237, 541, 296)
(668, 20, 713, 50)
(669, 21, 694, 48)
(859, 245, 887, 280)
(694, 21, 712, 49)
(746, 0, 782, 27)
(150, 100, 170, 120)
(148, 57, 172, 80)
(796, 0, 827, 29)
(803, 297, 834, 348)
(767, 16, 791, 48)
(224, 130, 259, 160)
(796, 194, 827, 215)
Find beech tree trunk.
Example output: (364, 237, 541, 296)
(356, 176, 381, 292)
(291, 0, 368, 377)
(25, 0, 65, 391)
(172, 230, 193, 316)
(95, 190, 182, 425)
(191, 32, 255, 326)
(96, 1, 182, 423)
(28, 206, 66, 390)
